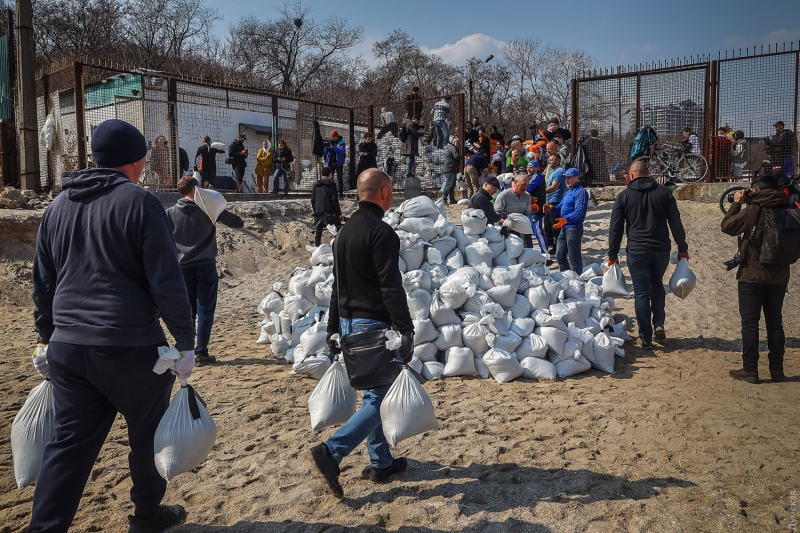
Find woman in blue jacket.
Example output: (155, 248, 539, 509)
(324, 129, 347, 199)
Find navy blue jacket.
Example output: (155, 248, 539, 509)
(33, 168, 195, 350)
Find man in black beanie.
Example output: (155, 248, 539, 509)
(29, 118, 195, 533)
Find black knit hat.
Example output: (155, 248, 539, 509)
(91, 119, 147, 168)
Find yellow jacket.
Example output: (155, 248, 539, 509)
(255, 147, 273, 175)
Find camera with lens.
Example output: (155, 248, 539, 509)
(727, 188, 752, 204)
(723, 252, 742, 271)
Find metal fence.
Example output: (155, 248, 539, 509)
(573, 45, 800, 182)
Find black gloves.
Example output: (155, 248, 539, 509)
(499, 226, 509, 237)
(398, 331, 414, 364)
(326, 333, 341, 358)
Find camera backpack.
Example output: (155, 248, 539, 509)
(759, 206, 800, 265)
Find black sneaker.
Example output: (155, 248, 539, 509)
(309, 443, 343, 497)
(360, 457, 407, 484)
(128, 505, 187, 533)
(771, 372, 786, 383)
(195, 354, 216, 366)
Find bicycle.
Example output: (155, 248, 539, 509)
(634, 142, 709, 184)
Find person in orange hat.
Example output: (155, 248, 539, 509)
(324, 129, 347, 199)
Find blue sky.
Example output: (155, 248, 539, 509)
(218, 0, 800, 68)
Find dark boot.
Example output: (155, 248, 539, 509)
(729, 368, 759, 384)
(128, 505, 187, 533)
(309, 443, 343, 497)
(360, 457, 407, 483)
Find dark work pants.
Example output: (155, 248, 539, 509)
(627, 250, 670, 343)
(28, 342, 174, 533)
(544, 208, 560, 252)
(182, 263, 219, 357)
(330, 164, 345, 195)
(738, 282, 787, 374)
(232, 165, 246, 191)
(200, 169, 216, 188)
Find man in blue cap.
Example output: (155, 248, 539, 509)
(543, 167, 589, 273)
(30, 119, 195, 533)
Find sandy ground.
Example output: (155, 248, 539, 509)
(0, 198, 799, 533)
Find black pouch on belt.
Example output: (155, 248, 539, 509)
(340, 328, 400, 390)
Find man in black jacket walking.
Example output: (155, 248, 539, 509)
(608, 160, 689, 350)
(30, 119, 195, 533)
(309, 169, 414, 498)
(167, 176, 244, 365)
(311, 167, 342, 246)
(228, 133, 248, 192)
(195, 136, 225, 188)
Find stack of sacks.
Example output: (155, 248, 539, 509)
(259, 194, 630, 384)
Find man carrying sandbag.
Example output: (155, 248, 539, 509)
(495, 167, 532, 246)
(30, 119, 196, 533)
(309, 169, 415, 498)
(721, 173, 793, 383)
(607, 160, 689, 351)
(167, 176, 244, 366)
(468, 175, 504, 224)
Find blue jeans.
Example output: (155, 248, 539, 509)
(627, 250, 670, 343)
(406, 155, 415, 176)
(182, 264, 219, 356)
(434, 120, 449, 149)
(441, 171, 457, 203)
(325, 318, 394, 469)
(555, 225, 583, 273)
(272, 167, 288, 194)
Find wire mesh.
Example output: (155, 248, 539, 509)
(35, 65, 78, 190)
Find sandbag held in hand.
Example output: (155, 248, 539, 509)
(11, 380, 56, 489)
(308, 358, 357, 431)
(602, 263, 629, 298)
(380, 367, 440, 447)
(669, 258, 696, 299)
(153, 382, 217, 482)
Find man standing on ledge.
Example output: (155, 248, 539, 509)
(30, 119, 195, 533)
(309, 169, 414, 498)
(608, 160, 689, 351)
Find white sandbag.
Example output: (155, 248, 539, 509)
(520, 356, 557, 379)
(510, 294, 532, 318)
(591, 332, 616, 373)
(494, 251, 516, 267)
(483, 334, 524, 383)
(487, 309, 511, 337)
(314, 282, 333, 307)
(429, 290, 461, 326)
(397, 217, 437, 241)
(575, 301, 595, 322)
(584, 316, 603, 335)
(515, 333, 549, 360)
(510, 317, 536, 337)
(581, 263, 603, 281)
(487, 284, 517, 308)
(517, 248, 546, 267)
(290, 316, 317, 348)
(564, 279, 585, 301)
(284, 295, 314, 320)
(462, 315, 494, 356)
(445, 248, 464, 270)
(554, 354, 592, 378)
(11, 380, 56, 489)
(407, 284, 432, 320)
(548, 339, 583, 364)
(493, 332, 523, 353)
(669, 258, 696, 299)
(414, 342, 438, 363)
(255, 321, 277, 344)
(398, 256, 407, 273)
(397, 230, 419, 251)
(609, 319, 631, 341)
(408, 356, 423, 374)
(381, 368, 440, 447)
(258, 283, 284, 316)
(413, 319, 439, 344)
(438, 281, 469, 309)
(429, 236, 457, 258)
(398, 195, 440, 219)
(383, 210, 401, 227)
(526, 284, 551, 311)
(462, 289, 494, 313)
(291, 350, 332, 379)
(426, 247, 441, 266)
(433, 324, 463, 351)
(502, 213, 534, 234)
(602, 263, 629, 298)
(448, 267, 479, 291)
(154, 381, 217, 481)
(422, 361, 445, 380)
(543, 279, 563, 305)
(306, 244, 334, 266)
(420, 262, 449, 289)
(483, 240, 501, 260)
(270, 333, 290, 359)
(482, 225, 504, 243)
(308, 358, 357, 431)
(400, 243, 425, 271)
(504, 235, 524, 259)
(531, 309, 569, 332)
(476, 263, 495, 291)
(307, 264, 333, 285)
(443, 347, 478, 377)
(492, 264, 524, 288)
(294, 278, 317, 303)
(534, 326, 569, 357)
(465, 239, 494, 267)
(405, 270, 432, 292)
(453, 227, 478, 254)
(299, 322, 328, 355)
(461, 209, 488, 235)
(287, 268, 309, 296)
(474, 356, 491, 378)
(583, 282, 602, 306)
(550, 302, 585, 329)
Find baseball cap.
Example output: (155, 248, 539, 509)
(564, 168, 581, 177)
(510, 135, 522, 142)
(774, 121, 784, 127)
(238, 132, 247, 140)
(484, 176, 501, 189)
(527, 160, 540, 168)
(512, 165, 528, 174)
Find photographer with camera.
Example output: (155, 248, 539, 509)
(721, 173, 793, 383)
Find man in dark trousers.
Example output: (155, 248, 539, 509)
(324, 129, 347, 197)
(309, 169, 414, 498)
(721, 173, 792, 383)
(311, 167, 342, 246)
(468, 175, 504, 225)
(195, 136, 225, 188)
(608, 160, 689, 351)
(228, 132, 248, 192)
(167, 176, 244, 366)
(30, 119, 195, 533)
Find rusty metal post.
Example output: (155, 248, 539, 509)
(570, 79, 579, 145)
(707, 60, 718, 181)
(348, 107, 356, 183)
(271, 95, 278, 142)
(167, 77, 178, 187)
(367, 105, 374, 138)
(635, 73, 641, 133)
(73, 62, 87, 170)
(41, 72, 50, 186)
(794, 51, 799, 176)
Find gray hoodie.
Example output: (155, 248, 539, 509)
(166, 198, 244, 268)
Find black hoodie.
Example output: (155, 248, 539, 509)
(608, 177, 688, 259)
(311, 178, 341, 219)
(33, 168, 195, 350)
(166, 198, 244, 268)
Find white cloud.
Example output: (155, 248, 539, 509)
(422, 33, 506, 65)
(761, 29, 800, 46)
(349, 35, 380, 67)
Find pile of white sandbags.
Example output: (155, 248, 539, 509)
(256, 195, 630, 383)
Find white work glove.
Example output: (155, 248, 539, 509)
(174, 350, 195, 380)
(32, 344, 49, 379)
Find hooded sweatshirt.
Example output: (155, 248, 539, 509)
(608, 177, 688, 259)
(32, 168, 195, 350)
(311, 177, 341, 219)
(166, 198, 244, 268)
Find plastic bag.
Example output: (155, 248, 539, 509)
(429, 290, 460, 326)
(433, 324, 463, 351)
(669, 258, 697, 299)
(11, 380, 56, 489)
(381, 368, 440, 447)
(291, 350, 332, 379)
(461, 209, 488, 236)
(443, 346, 478, 377)
(602, 263, 629, 298)
(502, 213, 534, 235)
(308, 358, 356, 431)
(504, 235, 524, 259)
(519, 357, 557, 380)
(465, 239, 494, 267)
(397, 196, 440, 219)
(154, 380, 217, 481)
(400, 243, 425, 271)
(257, 283, 284, 316)
(483, 334, 524, 384)
(397, 217, 437, 242)
(306, 244, 334, 266)
(406, 283, 432, 320)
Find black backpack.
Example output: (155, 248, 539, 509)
(399, 124, 409, 143)
(759, 206, 800, 265)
